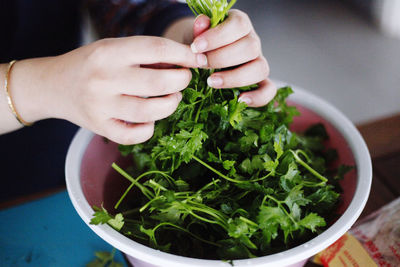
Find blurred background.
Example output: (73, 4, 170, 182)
(82, 0, 400, 124)
(233, 0, 400, 124)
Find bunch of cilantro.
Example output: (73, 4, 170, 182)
(91, 0, 349, 261)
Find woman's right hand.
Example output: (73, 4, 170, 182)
(8, 36, 207, 144)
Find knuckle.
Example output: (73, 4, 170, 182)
(86, 79, 102, 96)
(141, 123, 155, 142)
(207, 53, 224, 69)
(169, 94, 181, 113)
(260, 56, 270, 77)
(223, 72, 244, 87)
(233, 10, 252, 34)
(269, 81, 278, 95)
(247, 38, 261, 60)
(115, 133, 136, 145)
(115, 123, 155, 145)
(151, 77, 168, 95)
(151, 37, 169, 58)
(183, 47, 196, 65)
(136, 106, 155, 123)
(85, 39, 115, 78)
(159, 70, 191, 94)
(177, 70, 192, 90)
(159, 96, 180, 118)
(87, 38, 113, 64)
(118, 98, 152, 123)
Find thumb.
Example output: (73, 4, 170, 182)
(193, 14, 211, 38)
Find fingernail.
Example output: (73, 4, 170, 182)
(239, 97, 252, 105)
(196, 54, 208, 67)
(191, 38, 208, 53)
(207, 75, 223, 88)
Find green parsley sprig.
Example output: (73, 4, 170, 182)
(90, 0, 349, 261)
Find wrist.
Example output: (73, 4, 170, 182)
(8, 57, 59, 124)
(0, 63, 22, 133)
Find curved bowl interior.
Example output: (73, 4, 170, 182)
(66, 86, 372, 267)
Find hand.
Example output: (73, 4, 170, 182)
(9, 36, 206, 144)
(190, 10, 276, 107)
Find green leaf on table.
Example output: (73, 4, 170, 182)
(86, 248, 123, 267)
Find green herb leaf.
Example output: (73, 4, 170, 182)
(299, 213, 326, 232)
(90, 0, 347, 261)
(90, 206, 124, 231)
(86, 248, 123, 267)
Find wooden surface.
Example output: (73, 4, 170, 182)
(358, 114, 400, 159)
(357, 113, 400, 219)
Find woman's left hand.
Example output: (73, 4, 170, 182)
(190, 10, 276, 107)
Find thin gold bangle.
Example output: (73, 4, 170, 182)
(4, 60, 33, 127)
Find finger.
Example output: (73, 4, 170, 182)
(92, 36, 208, 68)
(238, 79, 277, 108)
(111, 92, 182, 123)
(206, 33, 261, 69)
(190, 9, 252, 53)
(207, 57, 269, 88)
(110, 67, 192, 97)
(193, 14, 211, 38)
(104, 120, 155, 145)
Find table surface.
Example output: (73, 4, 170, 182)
(0, 191, 127, 267)
(1, 113, 399, 267)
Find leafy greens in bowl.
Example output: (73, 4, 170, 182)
(89, 85, 350, 260)
(66, 85, 371, 267)
(65, 1, 372, 266)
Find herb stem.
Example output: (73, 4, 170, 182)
(265, 195, 298, 225)
(197, 178, 221, 193)
(113, 163, 167, 209)
(192, 155, 245, 184)
(139, 196, 162, 213)
(290, 150, 328, 184)
(121, 207, 141, 216)
(187, 200, 228, 222)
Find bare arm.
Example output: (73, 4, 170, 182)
(0, 37, 205, 143)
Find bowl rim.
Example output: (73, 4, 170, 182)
(65, 84, 372, 267)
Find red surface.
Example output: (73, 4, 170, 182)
(80, 137, 131, 211)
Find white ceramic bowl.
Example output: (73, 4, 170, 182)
(65, 84, 372, 267)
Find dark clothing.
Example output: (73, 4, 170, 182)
(0, 0, 82, 62)
(87, 0, 193, 38)
(0, 0, 191, 202)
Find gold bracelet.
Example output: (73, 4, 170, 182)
(4, 60, 33, 127)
